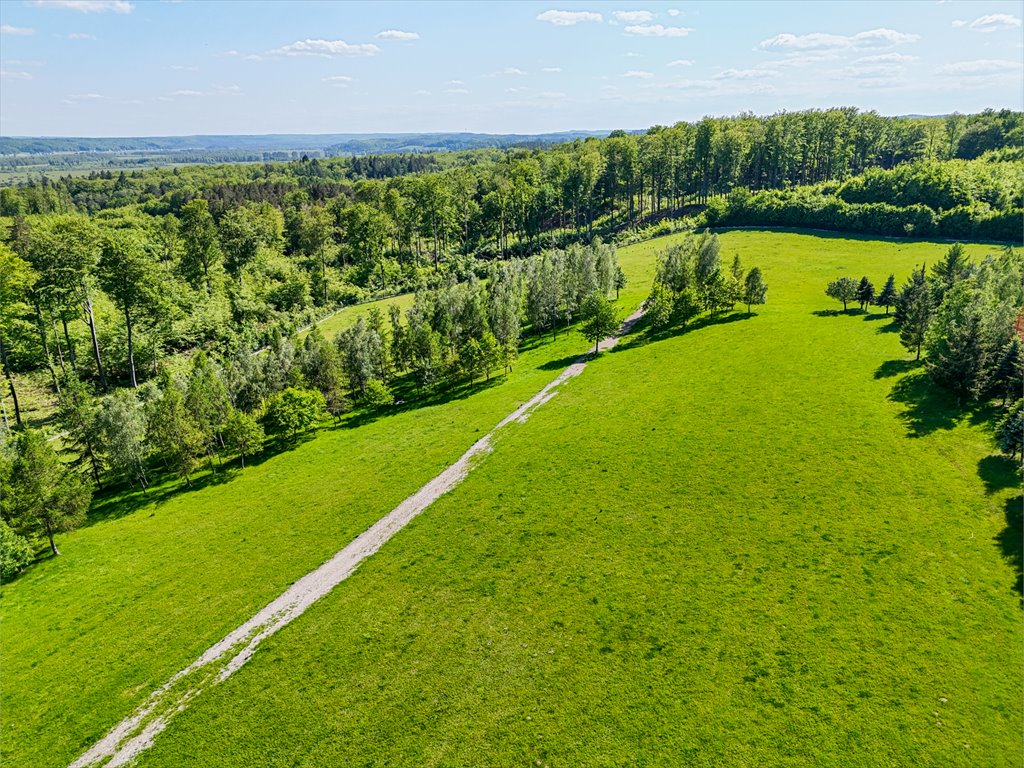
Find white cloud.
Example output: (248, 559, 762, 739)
(170, 64, 198, 71)
(667, 8, 680, 16)
(622, 69, 654, 78)
(375, 29, 419, 40)
(68, 92, 106, 99)
(30, 0, 133, 12)
(173, 89, 203, 96)
(613, 10, 654, 22)
(759, 28, 917, 51)
(538, 91, 566, 98)
(489, 67, 527, 76)
(447, 79, 464, 85)
(222, 49, 263, 61)
(714, 68, 779, 80)
(271, 39, 381, 57)
(0, 69, 32, 80)
(541, 66, 561, 72)
(966, 14, 1022, 32)
(444, 87, 469, 94)
(505, 86, 529, 93)
(624, 51, 642, 57)
(853, 52, 915, 64)
(951, 19, 966, 28)
(667, 59, 693, 67)
(323, 75, 354, 83)
(415, 89, 430, 95)
(66, 32, 96, 39)
(1, 24, 34, 35)
(937, 59, 1019, 75)
(536, 10, 603, 26)
(624, 24, 692, 37)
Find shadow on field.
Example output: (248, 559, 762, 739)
(812, 308, 867, 317)
(612, 310, 751, 354)
(538, 354, 583, 371)
(874, 359, 923, 379)
(887, 371, 961, 436)
(995, 494, 1023, 602)
(865, 314, 900, 334)
(978, 455, 1021, 494)
(340, 374, 503, 429)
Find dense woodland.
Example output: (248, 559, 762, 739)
(0, 107, 1021, 577)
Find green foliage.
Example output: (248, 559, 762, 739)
(896, 266, 933, 360)
(361, 379, 395, 408)
(264, 387, 325, 441)
(222, 409, 264, 467)
(876, 274, 897, 314)
(96, 389, 149, 488)
(6, 429, 91, 556)
(579, 292, 619, 354)
(743, 266, 768, 314)
(825, 276, 858, 312)
(855, 276, 875, 310)
(148, 376, 205, 486)
(0, 518, 33, 581)
(995, 399, 1023, 458)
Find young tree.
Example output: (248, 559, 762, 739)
(876, 274, 898, 315)
(98, 230, 160, 388)
(643, 281, 674, 330)
(930, 242, 970, 304)
(179, 199, 221, 293)
(579, 292, 619, 354)
(57, 372, 104, 487)
(855, 276, 876, 310)
(222, 408, 264, 468)
(7, 429, 91, 556)
(924, 281, 985, 401)
(459, 338, 485, 383)
(743, 267, 768, 315)
(264, 387, 325, 442)
(0, 519, 33, 580)
(186, 350, 232, 462)
(613, 265, 628, 300)
(148, 376, 205, 487)
(995, 399, 1023, 458)
(97, 389, 149, 489)
(362, 379, 395, 408)
(826, 276, 858, 312)
(480, 330, 502, 382)
(0, 245, 36, 427)
(985, 336, 1023, 406)
(896, 266, 933, 361)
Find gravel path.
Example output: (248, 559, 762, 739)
(69, 305, 645, 768)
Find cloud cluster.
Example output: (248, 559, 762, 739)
(376, 29, 419, 40)
(760, 28, 917, 52)
(30, 0, 133, 13)
(1, 24, 34, 35)
(624, 24, 691, 37)
(612, 10, 653, 22)
(952, 14, 1021, 32)
(536, 10, 602, 26)
(271, 39, 381, 57)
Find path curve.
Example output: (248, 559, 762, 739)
(70, 305, 645, 768)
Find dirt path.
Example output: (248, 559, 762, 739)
(69, 305, 645, 768)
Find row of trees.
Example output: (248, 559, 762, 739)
(827, 244, 1023, 457)
(0, 240, 627, 576)
(644, 232, 768, 329)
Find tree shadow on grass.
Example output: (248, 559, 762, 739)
(812, 308, 867, 318)
(887, 371, 962, 437)
(339, 374, 503, 430)
(978, 454, 1022, 494)
(874, 358, 923, 379)
(537, 353, 583, 371)
(612, 311, 751, 354)
(995, 494, 1023, 603)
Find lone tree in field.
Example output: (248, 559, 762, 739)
(876, 274, 897, 315)
(856, 276, 875, 310)
(580, 291, 619, 354)
(223, 409, 264, 468)
(7, 429, 91, 556)
(613, 266, 627, 299)
(743, 267, 768, 315)
(826, 277, 858, 312)
(897, 266, 933, 361)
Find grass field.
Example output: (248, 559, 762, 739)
(2, 231, 1019, 767)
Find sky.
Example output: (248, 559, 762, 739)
(0, 0, 1021, 137)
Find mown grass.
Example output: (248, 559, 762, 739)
(2, 232, 1018, 768)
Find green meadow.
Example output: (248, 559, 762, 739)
(2, 231, 1018, 768)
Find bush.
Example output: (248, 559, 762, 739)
(1, 519, 33, 581)
(361, 379, 394, 408)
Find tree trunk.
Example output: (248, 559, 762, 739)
(51, 315, 67, 376)
(84, 294, 108, 391)
(0, 333, 22, 427)
(321, 245, 328, 305)
(125, 305, 138, 389)
(34, 303, 60, 394)
(62, 316, 77, 372)
(45, 518, 60, 556)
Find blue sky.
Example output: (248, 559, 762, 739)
(1, 0, 1021, 137)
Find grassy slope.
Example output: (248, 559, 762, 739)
(3, 232, 1018, 767)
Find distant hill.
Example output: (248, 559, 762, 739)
(0, 131, 619, 156)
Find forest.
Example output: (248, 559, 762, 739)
(0, 107, 1021, 577)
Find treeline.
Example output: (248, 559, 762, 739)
(824, 244, 1023, 456)
(0, 240, 626, 577)
(710, 154, 1023, 242)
